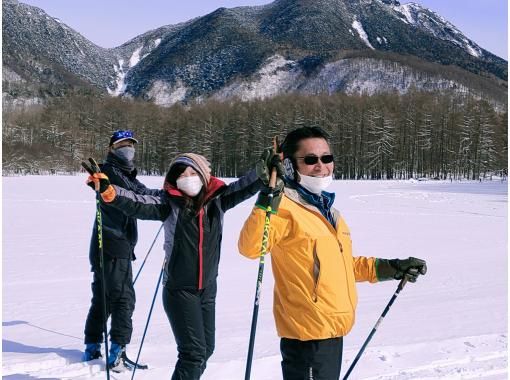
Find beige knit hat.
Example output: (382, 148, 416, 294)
(168, 153, 212, 185)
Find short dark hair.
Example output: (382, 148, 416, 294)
(280, 127, 331, 181)
(280, 126, 330, 159)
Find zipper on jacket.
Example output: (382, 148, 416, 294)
(198, 209, 204, 290)
(337, 239, 355, 311)
(312, 242, 320, 303)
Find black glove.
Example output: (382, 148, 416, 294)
(86, 172, 111, 193)
(376, 257, 427, 283)
(256, 147, 285, 191)
(255, 147, 285, 213)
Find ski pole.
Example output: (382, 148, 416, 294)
(245, 139, 280, 380)
(82, 158, 110, 380)
(130, 257, 166, 380)
(342, 277, 409, 380)
(133, 224, 163, 285)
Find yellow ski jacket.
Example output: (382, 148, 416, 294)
(238, 187, 378, 341)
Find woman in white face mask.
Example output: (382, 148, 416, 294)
(162, 153, 224, 214)
(86, 151, 280, 379)
(176, 167, 203, 196)
(169, 164, 206, 209)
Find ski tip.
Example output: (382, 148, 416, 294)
(121, 354, 149, 370)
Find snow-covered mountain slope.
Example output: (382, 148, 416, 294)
(108, 22, 195, 96)
(209, 54, 490, 102)
(2, 0, 117, 90)
(124, 0, 507, 105)
(391, 2, 483, 58)
(3, 0, 507, 107)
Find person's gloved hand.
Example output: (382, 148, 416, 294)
(256, 147, 285, 191)
(86, 173, 116, 202)
(87, 172, 110, 193)
(376, 257, 427, 282)
(255, 147, 285, 213)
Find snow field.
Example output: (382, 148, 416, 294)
(2, 176, 507, 379)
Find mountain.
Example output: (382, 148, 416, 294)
(2, 0, 115, 96)
(2, 0, 507, 108)
(109, 22, 195, 96)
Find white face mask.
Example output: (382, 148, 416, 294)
(176, 176, 203, 197)
(298, 172, 333, 195)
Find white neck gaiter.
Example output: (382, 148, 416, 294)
(298, 172, 333, 195)
(176, 176, 203, 197)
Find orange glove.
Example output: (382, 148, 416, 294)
(86, 173, 116, 203)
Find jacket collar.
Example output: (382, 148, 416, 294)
(105, 152, 135, 173)
(285, 179, 335, 210)
(284, 183, 339, 229)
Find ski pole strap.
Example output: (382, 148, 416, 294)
(255, 204, 276, 214)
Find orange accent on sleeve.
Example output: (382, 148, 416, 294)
(100, 185, 116, 203)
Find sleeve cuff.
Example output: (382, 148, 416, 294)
(100, 185, 116, 203)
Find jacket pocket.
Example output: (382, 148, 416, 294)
(311, 237, 353, 315)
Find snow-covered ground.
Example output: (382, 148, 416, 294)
(2, 176, 508, 379)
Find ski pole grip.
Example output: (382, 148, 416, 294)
(268, 136, 280, 190)
(397, 276, 408, 292)
(269, 168, 277, 189)
(81, 161, 94, 175)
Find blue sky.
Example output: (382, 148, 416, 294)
(20, 0, 508, 59)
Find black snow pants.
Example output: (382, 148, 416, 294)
(163, 282, 217, 380)
(84, 257, 135, 345)
(281, 337, 343, 380)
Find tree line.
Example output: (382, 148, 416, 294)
(2, 91, 507, 180)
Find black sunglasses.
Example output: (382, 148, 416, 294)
(296, 154, 334, 165)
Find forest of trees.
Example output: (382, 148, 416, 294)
(2, 91, 508, 180)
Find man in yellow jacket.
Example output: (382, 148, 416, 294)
(239, 126, 427, 380)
